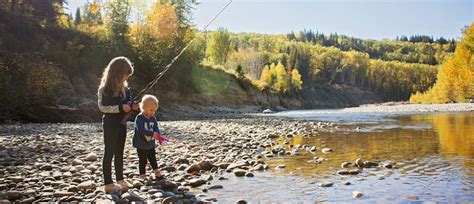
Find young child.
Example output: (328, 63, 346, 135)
(133, 94, 164, 180)
(97, 56, 138, 193)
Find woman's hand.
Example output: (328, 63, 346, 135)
(132, 101, 139, 111)
(122, 104, 131, 113)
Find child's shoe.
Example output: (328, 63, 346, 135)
(117, 180, 133, 190)
(104, 183, 121, 193)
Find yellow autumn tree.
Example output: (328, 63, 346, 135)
(144, 3, 177, 39)
(274, 62, 290, 93)
(291, 68, 303, 90)
(410, 23, 474, 103)
(260, 65, 272, 86)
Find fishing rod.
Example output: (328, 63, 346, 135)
(133, 0, 233, 100)
(121, 0, 233, 125)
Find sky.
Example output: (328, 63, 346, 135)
(66, 0, 473, 40)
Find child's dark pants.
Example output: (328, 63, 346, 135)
(102, 117, 126, 185)
(137, 148, 158, 175)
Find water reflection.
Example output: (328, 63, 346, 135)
(204, 112, 474, 202)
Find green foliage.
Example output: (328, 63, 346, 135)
(206, 27, 231, 65)
(75, 8, 82, 26)
(287, 29, 455, 65)
(106, 0, 131, 54)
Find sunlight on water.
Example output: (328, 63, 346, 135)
(203, 112, 474, 202)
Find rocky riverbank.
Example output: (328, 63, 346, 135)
(2, 103, 473, 202)
(0, 117, 346, 203)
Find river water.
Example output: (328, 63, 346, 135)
(202, 110, 474, 203)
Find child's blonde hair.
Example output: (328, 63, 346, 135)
(99, 56, 134, 96)
(140, 94, 159, 111)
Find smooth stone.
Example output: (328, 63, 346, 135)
(226, 163, 246, 171)
(85, 153, 98, 161)
(337, 169, 361, 175)
(186, 164, 201, 174)
(341, 162, 352, 168)
(319, 182, 334, 187)
(236, 200, 247, 204)
(198, 161, 214, 171)
(233, 169, 247, 177)
(321, 148, 333, 153)
(19, 197, 35, 203)
(77, 181, 96, 190)
(6, 191, 23, 200)
(54, 191, 74, 197)
(253, 164, 264, 171)
(188, 178, 207, 187)
(276, 164, 286, 169)
(406, 196, 419, 200)
(355, 158, 365, 167)
(162, 196, 177, 204)
(122, 191, 142, 201)
(133, 180, 143, 188)
(72, 159, 83, 166)
(8, 176, 24, 183)
(162, 166, 177, 172)
(208, 185, 223, 190)
(245, 172, 254, 177)
(353, 191, 364, 198)
(383, 163, 393, 169)
(364, 161, 378, 168)
(156, 180, 178, 191)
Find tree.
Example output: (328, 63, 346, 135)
(235, 64, 244, 78)
(260, 65, 272, 86)
(74, 7, 81, 26)
(106, 0, 131, 53)
(82, 1, 103, 26)
(410, 23, 474, 103)
(291, 68, 303, 90)
(206, 27, 231, 65)
(274, 62, 290, 93)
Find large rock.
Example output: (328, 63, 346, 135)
(185, 164, 200, 174)
(77, 181, 96, 190)
(226, 162, 247, 171)
(156, 180, 178, 191)
(233, 169, 247, 177)
(85, 153, 98, 161)
(188, 178, 206, 187)
(5, 191, 23, 200)
(198, 161, 214, 171)
(72, 159, 83, 166)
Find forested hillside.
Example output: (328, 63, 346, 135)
(1, 0, 466, 122)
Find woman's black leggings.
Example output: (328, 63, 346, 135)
(102, 118, 126, 185)
(137, 148, 158, 175)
